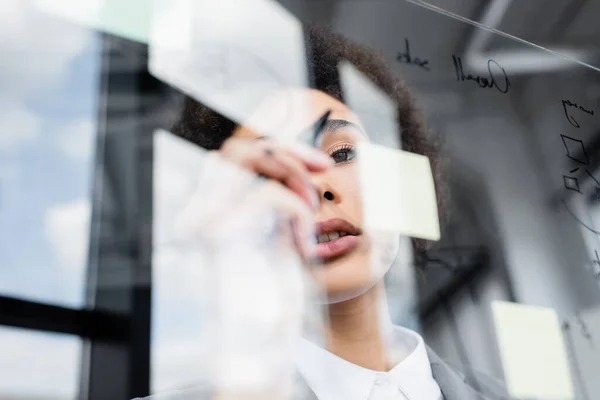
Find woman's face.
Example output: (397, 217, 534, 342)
(232, 88, 398, 303)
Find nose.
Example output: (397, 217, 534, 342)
(310, 172, 341, 205)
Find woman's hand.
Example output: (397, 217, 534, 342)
(174, 135, 333, 259)
(217, 136, 333, 209)
(183, 137, 333, 399)
(208, 136, 333, 260)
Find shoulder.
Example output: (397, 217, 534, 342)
(426, 345, 515, 400)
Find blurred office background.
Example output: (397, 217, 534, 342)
(1, 0, 600, 399)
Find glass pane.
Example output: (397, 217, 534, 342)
(0, 326, 82, 399)
(0, 1, 101, 307)
(27, 0, 600, 398)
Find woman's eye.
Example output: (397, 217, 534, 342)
(330, 146, 356, 164)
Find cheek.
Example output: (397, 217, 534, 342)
(368, 233, 400, 272)
(338, 164, 363, 211)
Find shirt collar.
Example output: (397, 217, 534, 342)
(387, 326, 442, 399)
(294, 325, 442, 400)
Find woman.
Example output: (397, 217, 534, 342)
(141, 26, 507, 400)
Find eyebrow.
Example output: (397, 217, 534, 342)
(255, 116, 367, 145)
(313, 119, 367, 146)
(321, 119, 366, 136)
(255, 110, 332, 143)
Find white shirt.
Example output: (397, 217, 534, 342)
(294, 326, 443, 400)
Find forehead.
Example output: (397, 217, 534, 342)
(233, 88, 365, 140)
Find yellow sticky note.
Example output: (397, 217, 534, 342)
(357, 143, 440, 240)
(34, 0, 152, 44)
(491, 301, 575, 400)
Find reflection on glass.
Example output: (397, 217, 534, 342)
(3, 0, 600, 398)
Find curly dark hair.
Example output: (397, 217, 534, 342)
(170, 25, 446, 253)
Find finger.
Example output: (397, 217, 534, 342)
(221, 139, 317, 209)
(248, 181, 317, 261)
(222, 136, 332, 172)
(219, 137, 326, 209)
(277, 140, 334, 171)
(252, 148, 318, 209)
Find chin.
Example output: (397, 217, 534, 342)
(315, 257, 388, 305)
(325, 282, 379, 304)
(315, 233, 400, 305)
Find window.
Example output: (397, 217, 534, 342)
(0, 326, 82, 399)
(0, 1, 101, 308)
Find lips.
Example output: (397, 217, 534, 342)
(314, 218, 361, 260)
(315, 218, 361, 237)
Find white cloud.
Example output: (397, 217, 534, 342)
(57, 118, 96, 160)
(44, 198, 91, 271)
(0, 100, 41, 151)
(0, 326, 80, 399)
